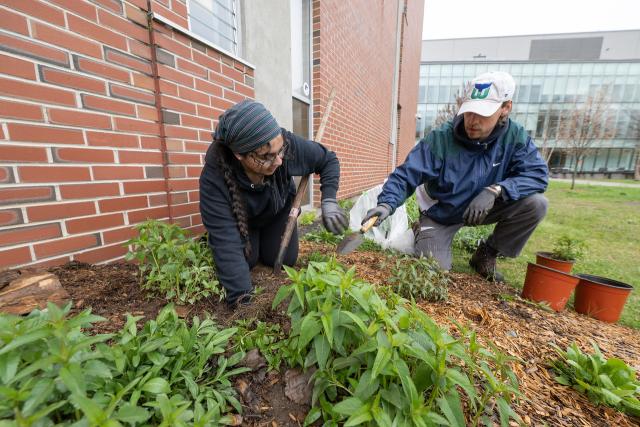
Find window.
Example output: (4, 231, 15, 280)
(291, 0, 311, 206)
(188, 0, 239, 55)
(536, 111, 547, 138)
(291, 0, 310, 101)
(418, 76, 427, 103)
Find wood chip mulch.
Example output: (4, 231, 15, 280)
(22, 241, 639, 426)
(300, 241, 640, 427)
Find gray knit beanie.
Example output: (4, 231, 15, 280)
(213, 100, 281, 154)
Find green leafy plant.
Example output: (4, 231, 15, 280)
(551, 342, 640, 416)
(550, 235, 587, 261)
(273, 260, 522, 426)
(358, 238, 384, 252)
(387, 254, 450, 302)
(452, 225, 493, 253)
(232, 319, 293, 371)
(300, 250, 333, 265)
(302, 229, 345, 245)
(0, 303, 248, 426)
(299, 210, 317, 226)
(126, 220, 223, 303)
(338, 198, 355, 212)
(404, 193, 420, 225)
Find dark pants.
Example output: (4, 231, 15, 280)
(415, 193, 548, 270)
(247, 205, 299, 270)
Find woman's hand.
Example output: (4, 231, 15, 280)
(321, 198, 348, 234)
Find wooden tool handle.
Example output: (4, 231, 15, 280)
(273, 88, 337, 275)
(360, 216, 378, 233)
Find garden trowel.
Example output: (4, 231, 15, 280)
(336, 216, 378, 255)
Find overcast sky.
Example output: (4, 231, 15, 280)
(422, 0, 640, 40)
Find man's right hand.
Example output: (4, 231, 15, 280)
(362, 203, 392, 227)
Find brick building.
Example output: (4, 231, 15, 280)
(0, 0, 424, 268)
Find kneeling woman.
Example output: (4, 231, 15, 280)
(199, 100, 347, 308)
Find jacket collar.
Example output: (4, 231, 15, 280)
(453, 115, 509, 151)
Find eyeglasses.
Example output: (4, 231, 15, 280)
(249, 144, 287, 167)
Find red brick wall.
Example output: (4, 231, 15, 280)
(312, 0, 424, 200)
(397, 0, 425, 162)
(312, 0, 396, 200)
(0, 0, 253, 268)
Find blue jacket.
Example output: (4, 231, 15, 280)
(378, 116, 548, 225)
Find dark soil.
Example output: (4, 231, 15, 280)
(8, 238, 637, 426)
(49, 259, 308, 426)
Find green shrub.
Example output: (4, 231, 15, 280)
(452, 225, 493, 253)
(126, 220, 223, 303)
(338, 199, 355, 212)
(302, 229, 344, 245)
(552, 342, 640, 416)
(387, 254, 449, 302)
(551, 235, 587, 261)
(0, 303, 248, 425)
(232, 319, 293, 372)
(299, 211, 317, 226)
(302, 251, 333, 264)
(404, 194, 420, 225)
(358, 238, 384, 252)
(273, 261, 522, 426)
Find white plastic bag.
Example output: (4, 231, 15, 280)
(348, 184, 414, 253)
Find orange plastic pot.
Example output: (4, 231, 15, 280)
(535, 252, 575, 273)
(521, 263, 579, 311)
(575, 274, 633, 323)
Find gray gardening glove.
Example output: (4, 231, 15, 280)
(463, 188, 498, 225)
(362, 203, 392, 227)
(321, 198, 348, 235)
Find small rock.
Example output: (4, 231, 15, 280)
(254, 366, 267, 382)
(284, 367, 316, 405)
(174, 305, 189, 318)
(242, 348, 267, 371)
(506, 330, 518, 338)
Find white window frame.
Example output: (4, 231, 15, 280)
(187, 0, 242, 57)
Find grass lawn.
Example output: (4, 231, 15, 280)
(451, 180, 640, 329)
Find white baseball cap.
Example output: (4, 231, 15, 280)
(457, 71, 516, 117)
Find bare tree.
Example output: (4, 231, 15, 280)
(434, 89, 464, 127)
(537, 112, 562, 166)
(558, 87, 616, 190)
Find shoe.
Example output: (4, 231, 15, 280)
(469, 240, 504, 282)
(226, 290, 254, 309)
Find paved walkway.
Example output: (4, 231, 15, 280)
(551, 178, 640, 188)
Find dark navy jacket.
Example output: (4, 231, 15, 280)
(378, 116, 548, 225)
(199, 129, 340, 299)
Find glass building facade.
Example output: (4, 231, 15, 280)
(417, 58, 640, 176)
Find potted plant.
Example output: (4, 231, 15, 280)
(521, 262, 580, 312)
(536, 235, 586, 273)
(574, 274, 634, 323)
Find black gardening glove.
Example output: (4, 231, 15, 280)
(362, 203, 392, 227)
(321, 198, 348, 234)
(463, 188, 498, 226)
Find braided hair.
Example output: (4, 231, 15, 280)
(211, 139, 252, 259)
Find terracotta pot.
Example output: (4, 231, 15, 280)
(575, 274, 633, 323)
(521, 263, 579, 311)
(535, 252, 575, 273)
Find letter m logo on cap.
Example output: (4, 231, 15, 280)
(471, 82, 492, 99)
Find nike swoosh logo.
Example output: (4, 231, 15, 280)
(493, 162, 501, 167)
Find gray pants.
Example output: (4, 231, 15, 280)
(414, 193, 548, 270)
